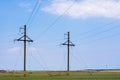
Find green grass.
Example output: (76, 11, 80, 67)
(0, 71, 120, 80)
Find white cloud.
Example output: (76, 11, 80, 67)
(8, 47, 21, 54)
(42, 0, 120, 19)
(19, 0, 44, 12)
(19, 2, 32, 12)
(7, 47, 37, 54)
(28, 47, 36, 52)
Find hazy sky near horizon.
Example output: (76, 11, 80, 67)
(0, 0, 120, 71)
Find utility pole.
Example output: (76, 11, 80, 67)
(15, 25, 33, 77)
(62, 32, 75, 72)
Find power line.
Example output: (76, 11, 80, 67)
(26, 0, 39, 25)
(12, 46, 22, 71)
(29, 52, 48, 70)
(78, 32, 120, 46)
(70, 48, 89, 70)
(31, 45, 49, 70)
(74, 19, 120, 37)
(26, 0, 44, 30)
(35, 1, 77, 41)
(27, 41, 50, 70)
(74, 24, 120, 42)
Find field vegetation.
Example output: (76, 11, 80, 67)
(0, 71, 120, 80)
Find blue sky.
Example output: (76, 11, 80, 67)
(0, 0, 120, 71)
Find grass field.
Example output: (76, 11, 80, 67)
(0, 71, 120, 80)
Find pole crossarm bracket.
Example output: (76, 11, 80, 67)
(15, 35, 33, 42)
(62, 41, 75, 46)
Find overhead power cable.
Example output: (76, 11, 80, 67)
(75, 20, 120, 37)
(70, 48, 89, 70)
(35, 0, 77, 41)
(26, 0, 44, 30)
(74, 24, 120, 42)
(26, 0, 39, 25)
(28, 44, 49, 70)
(79, 32, 120, 46)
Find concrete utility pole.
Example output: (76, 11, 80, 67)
(62, 32, 75, 72)
(15, 25, 33, 77)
